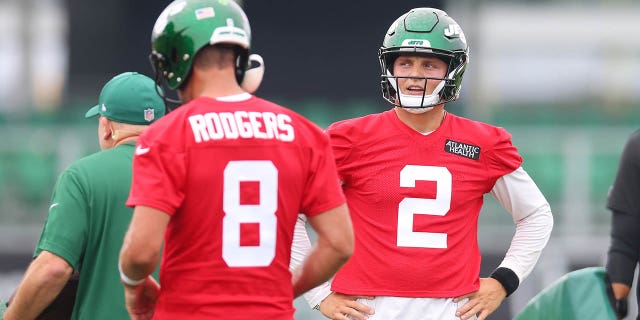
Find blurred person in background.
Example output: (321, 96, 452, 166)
(1, 72, 165, 320)
(312, 8, 554, 320)
(606, 130, 640, 320)
(118, 0, 354, 319)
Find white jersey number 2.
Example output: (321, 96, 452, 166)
(397, 165, 452, 249)
(223, 160, 277, 267)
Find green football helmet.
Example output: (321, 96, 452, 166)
(150, 0, 258, 91)
(379, 8, 469, 109)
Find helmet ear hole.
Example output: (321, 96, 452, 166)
(380, 78, 397, 106)
(171, 47, 179, 63)
(234, 47, 249, 85)
(454, 54, 466, 68)
(382, 52, 399, 73)
(381, 80, 389, 93)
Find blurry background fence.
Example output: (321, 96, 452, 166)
(0, 106, 637, 318)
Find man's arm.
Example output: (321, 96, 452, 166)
(292, 204, 354, 298)
(456, 167, 554, 320)
(607, 208, 640, 297)
(119, 205, 169, 319)
(607, 207, 638, 319)
(3, 251, 73, 320)
(290, 214, 374, 320)
(606, 193, 640, 319)
(119, 205, 169, 281)
(488, 167, 554, 288)
(289, 214, 332, 308)
(606, 131, 640, 313)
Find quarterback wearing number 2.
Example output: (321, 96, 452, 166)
(118, 1, 354, 320)
(314, 8, 554, 320)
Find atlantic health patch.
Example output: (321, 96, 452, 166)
(444, 139, 480, 160)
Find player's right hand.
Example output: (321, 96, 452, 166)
(319, 292, 374, 320)
(454, 277, 506, 320)
(124, 276, 160, 320)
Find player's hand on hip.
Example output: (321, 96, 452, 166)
(319, 292, 374, 320)
(453, 277, 506, 320)
(124, 276, 160, 320)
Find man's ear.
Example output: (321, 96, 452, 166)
(99, 116, 112, 140)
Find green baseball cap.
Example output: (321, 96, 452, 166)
(85, 72, 165, 124)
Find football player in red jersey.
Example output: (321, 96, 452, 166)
(117, 1, 354, 319)
(313, 8, 554, 320)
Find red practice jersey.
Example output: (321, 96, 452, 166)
(327, 110, 522, 298)
(127, 95, 345, 320)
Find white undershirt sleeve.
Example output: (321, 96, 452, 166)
(289, 214, 332, 308)
(490, 167, 554, 282)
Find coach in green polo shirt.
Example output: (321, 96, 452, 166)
(2, 72, 165, 320)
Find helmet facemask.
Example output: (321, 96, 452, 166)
(149, 51, 182, 112)
(381, 51, 457, 112)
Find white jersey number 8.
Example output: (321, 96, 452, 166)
(397, 165, 452, 249)
(223, 160, 278, 267)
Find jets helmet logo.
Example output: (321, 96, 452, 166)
(444, 24, 467, 44)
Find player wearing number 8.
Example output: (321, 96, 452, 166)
(312, 8, 554, 320)
(117, 1, 354, 319)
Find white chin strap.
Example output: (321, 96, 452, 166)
(241, 54, 264, 93)
(387, 70, 445, 114)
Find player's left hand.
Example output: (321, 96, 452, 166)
(124, 276, 160, 320)
(453, 277, 506, 320)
